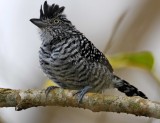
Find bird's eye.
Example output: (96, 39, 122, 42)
(53, 19, 60, 24)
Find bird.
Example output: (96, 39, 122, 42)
(30, 1, 147, 102)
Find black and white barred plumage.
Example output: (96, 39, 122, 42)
(30, 1, 147, 102)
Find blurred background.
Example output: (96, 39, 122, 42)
(0, 0, 160, 123)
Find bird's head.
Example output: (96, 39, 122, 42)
(30, 1, 72, 32)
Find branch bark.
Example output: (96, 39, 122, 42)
(0, 88, 159, 119)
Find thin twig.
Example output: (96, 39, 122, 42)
(104, 10, 128, 53)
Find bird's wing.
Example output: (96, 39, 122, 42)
(79, 38, 113, 72)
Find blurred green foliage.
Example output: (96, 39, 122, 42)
(107, 51, 154, 71)
(108, 51, 160, 84)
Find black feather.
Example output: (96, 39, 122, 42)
(40, 1, 65, 20)
(40, 5, 44, 19)
(57, 6, 65, 14)
(43, 1, 48, 16)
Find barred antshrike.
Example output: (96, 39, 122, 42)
(30, 1, 147, 102)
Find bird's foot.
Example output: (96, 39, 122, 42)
(73, 86, 92, 103)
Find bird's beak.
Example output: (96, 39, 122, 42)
(30, 18, 47, 28)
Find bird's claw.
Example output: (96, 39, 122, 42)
(45, 86, 59, 97)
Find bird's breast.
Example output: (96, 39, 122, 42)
(39, 44, 78, 85)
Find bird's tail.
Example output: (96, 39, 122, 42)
(112, 75, 148, 99)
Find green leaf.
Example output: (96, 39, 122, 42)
(107, 51, 154, 71)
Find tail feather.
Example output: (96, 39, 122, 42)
(113, 75, 148, 99)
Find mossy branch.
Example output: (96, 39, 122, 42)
(0, 88, 159, 119)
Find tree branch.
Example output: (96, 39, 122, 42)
(0, 88, 159, 119)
